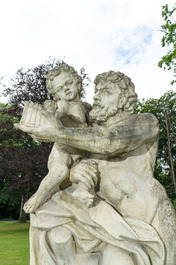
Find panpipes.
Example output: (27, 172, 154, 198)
(20, 101, 48, 127)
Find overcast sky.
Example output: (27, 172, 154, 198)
(0, 0, 175, 103)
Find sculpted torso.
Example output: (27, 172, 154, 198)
(97, 143, 164, 224)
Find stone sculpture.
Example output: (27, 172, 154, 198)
(15, 66, 176, 265)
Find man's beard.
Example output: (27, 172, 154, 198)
(89, 102, 118, 124)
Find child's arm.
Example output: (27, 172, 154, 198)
(70, 160, 100, 207)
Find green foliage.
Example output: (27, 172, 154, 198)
(135, 90, 176, 205)
(0, 104, 51, 219)
(2, 57, 64, 108)
(158, 4, 176, 84)
(1, 57, 89, 108)
(79, 66, 91, 99)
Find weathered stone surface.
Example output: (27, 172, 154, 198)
(15, 67, 176, 265)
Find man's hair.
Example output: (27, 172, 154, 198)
(46, 64, 82, 95)
(94, 71, 137, 114)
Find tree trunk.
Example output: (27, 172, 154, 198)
(170, 116, 176, 146)
(162, 101, 176, 195)
(18, 193, 28, 223)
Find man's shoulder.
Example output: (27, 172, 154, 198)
(110, 113, 159, 130)
(131, 113, 158, 124)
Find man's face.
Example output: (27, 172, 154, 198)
(51, 72, 79, 101)
(89, 80, 122, 123)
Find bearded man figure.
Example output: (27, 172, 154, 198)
(90, 71, 137, 123)
(15, 70, 176, 265)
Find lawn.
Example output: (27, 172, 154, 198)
(0, 222, 30, 265)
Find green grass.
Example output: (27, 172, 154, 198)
(0, 222, 30, 265)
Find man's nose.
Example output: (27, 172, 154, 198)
(93, 93, 99, 100)
(64, 85, 69, 91)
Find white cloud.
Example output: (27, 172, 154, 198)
(0, 0, 175, 103)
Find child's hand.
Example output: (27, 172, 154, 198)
(43, 100, 56, 115)
(72, 187, 94, 207)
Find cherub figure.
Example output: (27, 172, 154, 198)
(20, 65, 97, 213)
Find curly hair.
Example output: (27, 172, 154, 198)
(46, 64, 82, 95)
(94, 71, 137, 114)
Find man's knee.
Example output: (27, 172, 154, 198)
(102, 245, 134, 265)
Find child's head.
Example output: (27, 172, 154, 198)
(46, 65, 82, 101)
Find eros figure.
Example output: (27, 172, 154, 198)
(15, 67, 176, 265)
(22, 64, 94, 214)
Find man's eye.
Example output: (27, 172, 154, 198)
(66, 81, 73, 85)
(107, 89, 113, 94)
(101, 88, 109, 93)
(57, 86, 62, 90)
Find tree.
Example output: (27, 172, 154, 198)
(2, 57, 90, 109)
(0, 103, 51, 221)
(0, 58, 90, 221)
(135, 91, 176, 207)
(158, 4, 176, 84)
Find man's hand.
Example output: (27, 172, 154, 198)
(14, 101, 62, 142)
(70, 160, 99, 189)
(14, 123, 56, 142)
(70, 160, 100, 207)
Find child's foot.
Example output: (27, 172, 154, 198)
(23, 193, 45, 213)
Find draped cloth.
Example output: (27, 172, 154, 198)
(30, 189, 165, 265)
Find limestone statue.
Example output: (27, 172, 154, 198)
(15, 66, 176, 265)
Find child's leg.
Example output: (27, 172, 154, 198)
(24, 144, 72, 213)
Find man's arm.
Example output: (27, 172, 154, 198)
(15, 113, 159, 157)
(52, 113, 159, 156)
